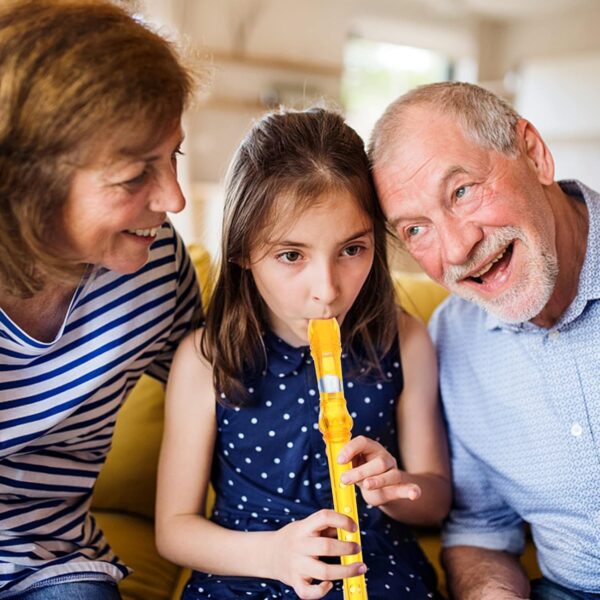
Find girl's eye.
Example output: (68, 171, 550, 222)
(343, 244, 363, 257)
(277, 251, 302, 263)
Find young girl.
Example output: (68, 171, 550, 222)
(156, 108, 451, 599)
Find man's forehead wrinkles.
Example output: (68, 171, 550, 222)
(386, 195, 426, 229)
(389, 151, 436, 190)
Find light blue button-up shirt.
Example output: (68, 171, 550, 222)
(429, 180, 600, 592)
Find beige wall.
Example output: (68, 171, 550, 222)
(140, 0, 600, 262)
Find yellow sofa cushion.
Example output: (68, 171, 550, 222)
(94, 510, 180, 600)
(93, 374, 164, 520)
(393, 272, 449, 323)
(188, 243, 213, 308)
(92, 245, 212, 520)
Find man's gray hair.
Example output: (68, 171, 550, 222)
(368, 81, 521, 168)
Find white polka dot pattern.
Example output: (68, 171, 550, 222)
(184, 331, 441, 598)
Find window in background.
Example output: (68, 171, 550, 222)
(342, 38, 452, 273)
(341, 37, 453, 143)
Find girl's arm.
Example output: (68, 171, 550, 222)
(155, 331, 365, 599)
(338, 311, 451, 526)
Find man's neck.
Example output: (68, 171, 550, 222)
(532, 184, 589, 328)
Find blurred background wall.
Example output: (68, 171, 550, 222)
(136, 0, 600, 270)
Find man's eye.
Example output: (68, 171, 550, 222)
(455, 185, 468, 199)
(277, 251, 301, 263)
(406, 225, 423, 237)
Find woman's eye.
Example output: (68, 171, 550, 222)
(122, 170, 149, 189)
(172, 148, 185, 163)
(277, 251, 301, 263)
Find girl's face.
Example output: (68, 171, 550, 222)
(57, 122, 185, 274)
(249, 190, 375, 347)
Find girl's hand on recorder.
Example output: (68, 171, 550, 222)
(268, 508, 366, 599)
(338, 435, 421, 507)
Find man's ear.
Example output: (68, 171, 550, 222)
(517, 118, 555, 185)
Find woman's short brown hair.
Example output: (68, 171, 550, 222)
(0, 0, 195, 297)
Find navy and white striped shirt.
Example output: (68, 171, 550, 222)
(430, 181, 600, 592)
(0, 221, 200, 594)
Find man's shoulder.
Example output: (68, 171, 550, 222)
(429, 294, 488, 342)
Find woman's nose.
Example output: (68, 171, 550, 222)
(149, 169, 186, 214)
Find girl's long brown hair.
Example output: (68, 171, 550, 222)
(202, 108, 398, 406)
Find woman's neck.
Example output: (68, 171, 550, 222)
(0, 281, 78, 343)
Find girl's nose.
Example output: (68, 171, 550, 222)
(311, 263, 340, 306)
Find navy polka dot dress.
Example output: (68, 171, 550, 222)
(182, 332, 441, 599)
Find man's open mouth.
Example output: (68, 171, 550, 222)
(465, 242, 514, 285)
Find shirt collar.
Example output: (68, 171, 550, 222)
(563, 179, 600, 302)
(264, 330, 309, 377)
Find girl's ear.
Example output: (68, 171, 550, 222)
(517, 118, 555, 185)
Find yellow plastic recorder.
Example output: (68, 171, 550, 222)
(308, 318, 368, 600)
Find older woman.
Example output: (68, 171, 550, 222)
(0, 1, 202, 598)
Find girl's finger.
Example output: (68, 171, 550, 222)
(307, 508, 357, 534)
(294, 579, 333, 600)
(362, 469, 405, 490)
(321, 526, 338, 538)
(341, 453, 397, 485)
(308, 536, 361, 558)
(365, 478, 421, 502)
(308, 557, 367, 584)
(337, 435, 375, 463)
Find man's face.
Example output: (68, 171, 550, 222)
(374, 107, 559, 323)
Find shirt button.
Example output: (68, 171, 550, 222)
(548, 330, 560, 341)
(570, 422, 583, 437)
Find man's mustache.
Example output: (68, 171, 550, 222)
(443, 226, 522, 285)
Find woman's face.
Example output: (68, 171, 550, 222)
(58, 122, 185, 274)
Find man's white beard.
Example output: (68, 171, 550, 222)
(443, 226, 559, 324)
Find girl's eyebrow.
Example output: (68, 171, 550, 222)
(342, 227, 374, 243)
(269, 227, 374, 248)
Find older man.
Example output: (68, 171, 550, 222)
(369, 81, 599, 600)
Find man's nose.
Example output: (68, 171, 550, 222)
(149, 168, 186, 214)
(439, 216, 483, 266)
